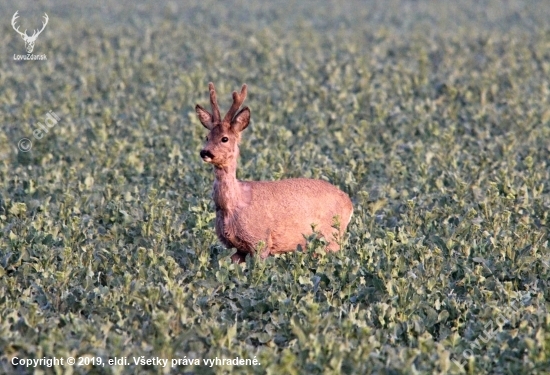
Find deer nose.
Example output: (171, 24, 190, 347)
(200, 150, 214, 159)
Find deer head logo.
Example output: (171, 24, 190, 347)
(11, 11, 49, 53)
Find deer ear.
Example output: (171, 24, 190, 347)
(195, 105, 213, 129)
(231, 107, 250, 132)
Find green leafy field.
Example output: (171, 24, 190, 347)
(1, 1, 549, 374)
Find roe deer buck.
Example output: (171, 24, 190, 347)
(196, 83, 353, 263)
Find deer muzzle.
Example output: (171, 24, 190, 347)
(200, 149, 214, 161)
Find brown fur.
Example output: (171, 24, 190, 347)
(196, 83, 353, 263)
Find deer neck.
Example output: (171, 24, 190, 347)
(213, 161, 241, 213)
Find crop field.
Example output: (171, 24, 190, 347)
(1, 0, 550, 374)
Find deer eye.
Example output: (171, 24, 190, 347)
(221, 137, 229, 143)
(205, 136, 208, 141)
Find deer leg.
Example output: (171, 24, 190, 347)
(231, 251, 247, 263)
(326, 241, 341, 252)
(327, 233, 343, 252)
(325, 229, 343, 253)
(259, 230, 273, 260)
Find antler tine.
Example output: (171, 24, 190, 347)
(11, 11, 28, 37)
(34, 13, 49, 37)
(208, 82, 221, 123)
(29, 13, 48, 38)
(223, 84, 248, 123)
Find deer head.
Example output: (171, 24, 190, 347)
(12, 11, 49, 53)
(196, 83, 250, 168)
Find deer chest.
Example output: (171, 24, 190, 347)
(215, 210, 253, 252)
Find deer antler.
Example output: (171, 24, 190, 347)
(223, 84, 248, 123)
(208, 82, 221, 123)
(29, 13, 48, 40)
(11, 11, 28, 38)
